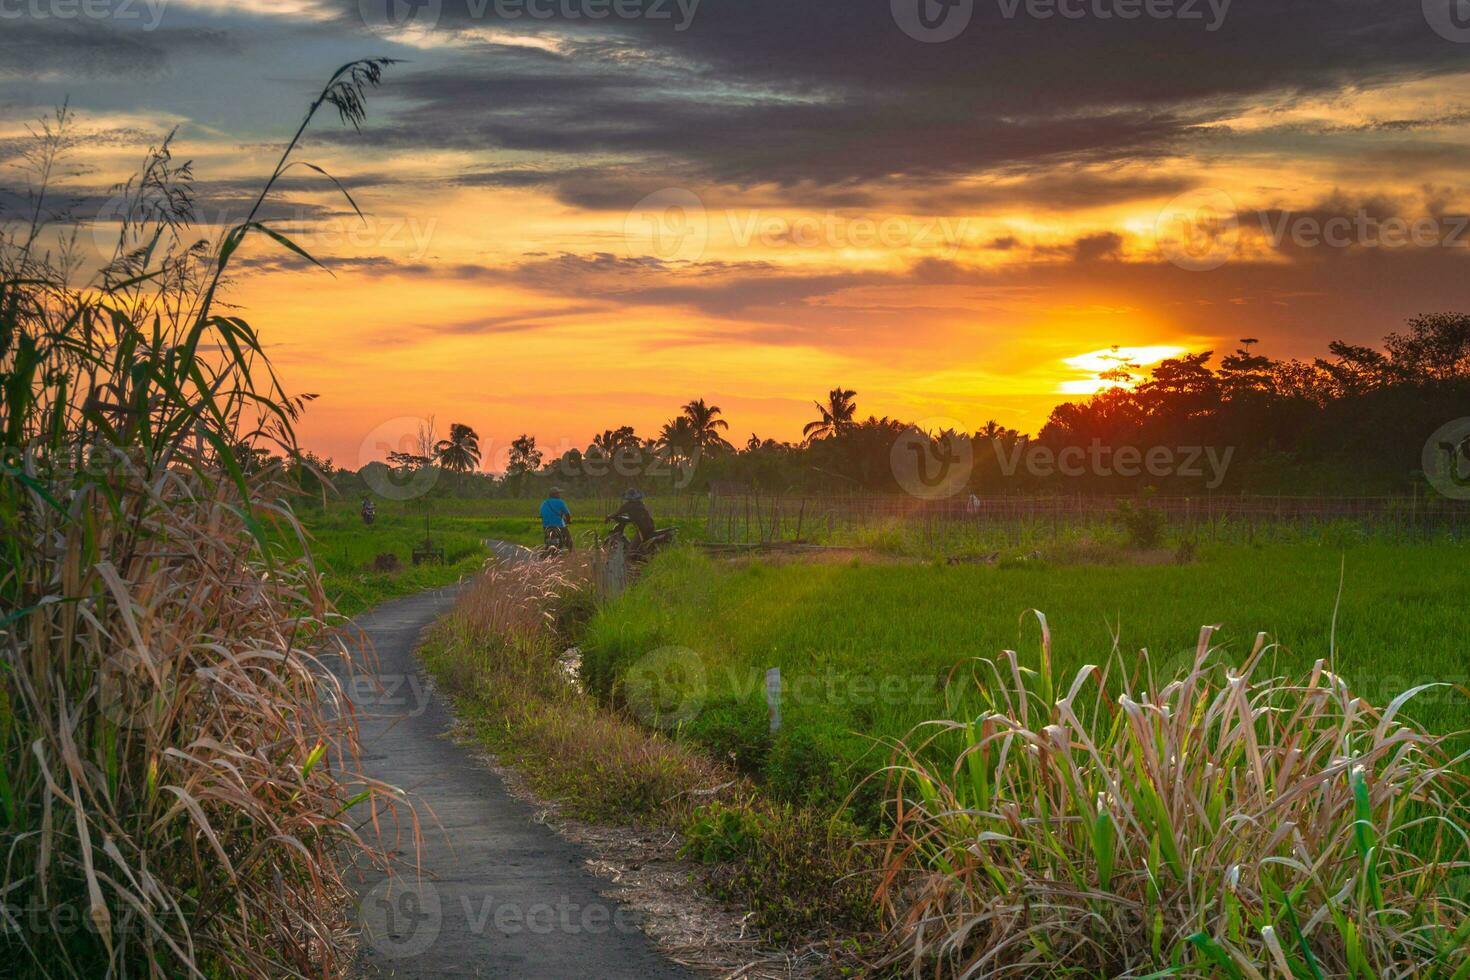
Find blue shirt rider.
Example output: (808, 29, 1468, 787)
(539, 487, 571, 534)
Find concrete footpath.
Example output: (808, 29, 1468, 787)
(340, 586, 692, 979)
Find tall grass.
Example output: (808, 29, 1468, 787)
(1, 62, 406, 977)
(419, 556, 734, 823)
(877, 620, 1470, 976)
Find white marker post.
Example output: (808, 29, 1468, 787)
(765, 667, 781, 733)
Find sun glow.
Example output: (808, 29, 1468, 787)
(1059, 345, 1188, 395)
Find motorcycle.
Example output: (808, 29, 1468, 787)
(541, 522, 573, 556)
(360, 499, 376, 525)
(603, 512, 676, 562)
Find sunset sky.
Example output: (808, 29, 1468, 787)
(4, 0, 1470, 469)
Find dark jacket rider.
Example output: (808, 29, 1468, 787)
(607, 488, 655, 541)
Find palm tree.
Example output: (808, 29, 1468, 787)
(803, 387, 857, 442)
(434, 423, 481, 473)
(591, 426, 639, 456)
(657, 416, 697, 468)
(979, 419, 1019, 442)
(681, 398, 732, 453)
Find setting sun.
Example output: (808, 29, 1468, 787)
(1059, 345, 1189, 395)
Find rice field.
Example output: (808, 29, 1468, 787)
(579, 540, 1470, 816)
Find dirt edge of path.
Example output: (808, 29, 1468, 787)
(446, 727, 849, 979)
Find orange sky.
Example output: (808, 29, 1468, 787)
(7, 1, 1470, 470)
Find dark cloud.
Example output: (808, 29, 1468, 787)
(398, 234, 1470, 354)
(0, 18, 239, 80)
(351, 0, 1463, 191)
(1071, 232, 1126, 262)
(233, 253, 407, 273)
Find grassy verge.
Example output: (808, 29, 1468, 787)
(415, 559, 882, 951)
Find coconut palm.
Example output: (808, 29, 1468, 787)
(434, 423, 481, 473)
(803, 387, 858, 442)
(681, 398, 732, 453)
(657, 415, 697, 467)
(590, 425, 639, 457)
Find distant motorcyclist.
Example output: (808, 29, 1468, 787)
(539, 487, 573, 550)
(606, 487, 655, 543)
(360, 496, 376, 525)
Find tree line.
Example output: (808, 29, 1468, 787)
(305, 313, 1469, 500)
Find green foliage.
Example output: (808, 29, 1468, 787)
(679, 801, 763, 863)
(684, 693, 773, 774)
(1115, 493, 1167, 548)
(699, 802, 879, 944)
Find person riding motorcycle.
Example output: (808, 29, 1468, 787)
(360, 496, 376, 525)
(539, 487, 573, 550)
(606, 488, 655, 544)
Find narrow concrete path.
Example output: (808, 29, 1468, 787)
(340, 586, 692, 979)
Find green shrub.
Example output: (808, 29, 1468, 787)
(686, 693, 773, 774)
(679, 801, 764, 863)
(700, 802, 879, 943)
(1115, 493, 1166, 548)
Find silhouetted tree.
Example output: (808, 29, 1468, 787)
(506, 434, 541, 477)
(804, 387, 858, 442)
(682, 398, 733, 453)
(434, 423, 481, 473)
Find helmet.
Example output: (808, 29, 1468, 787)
(622, 487, 644, 501)
(549, 487, 563, 498)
